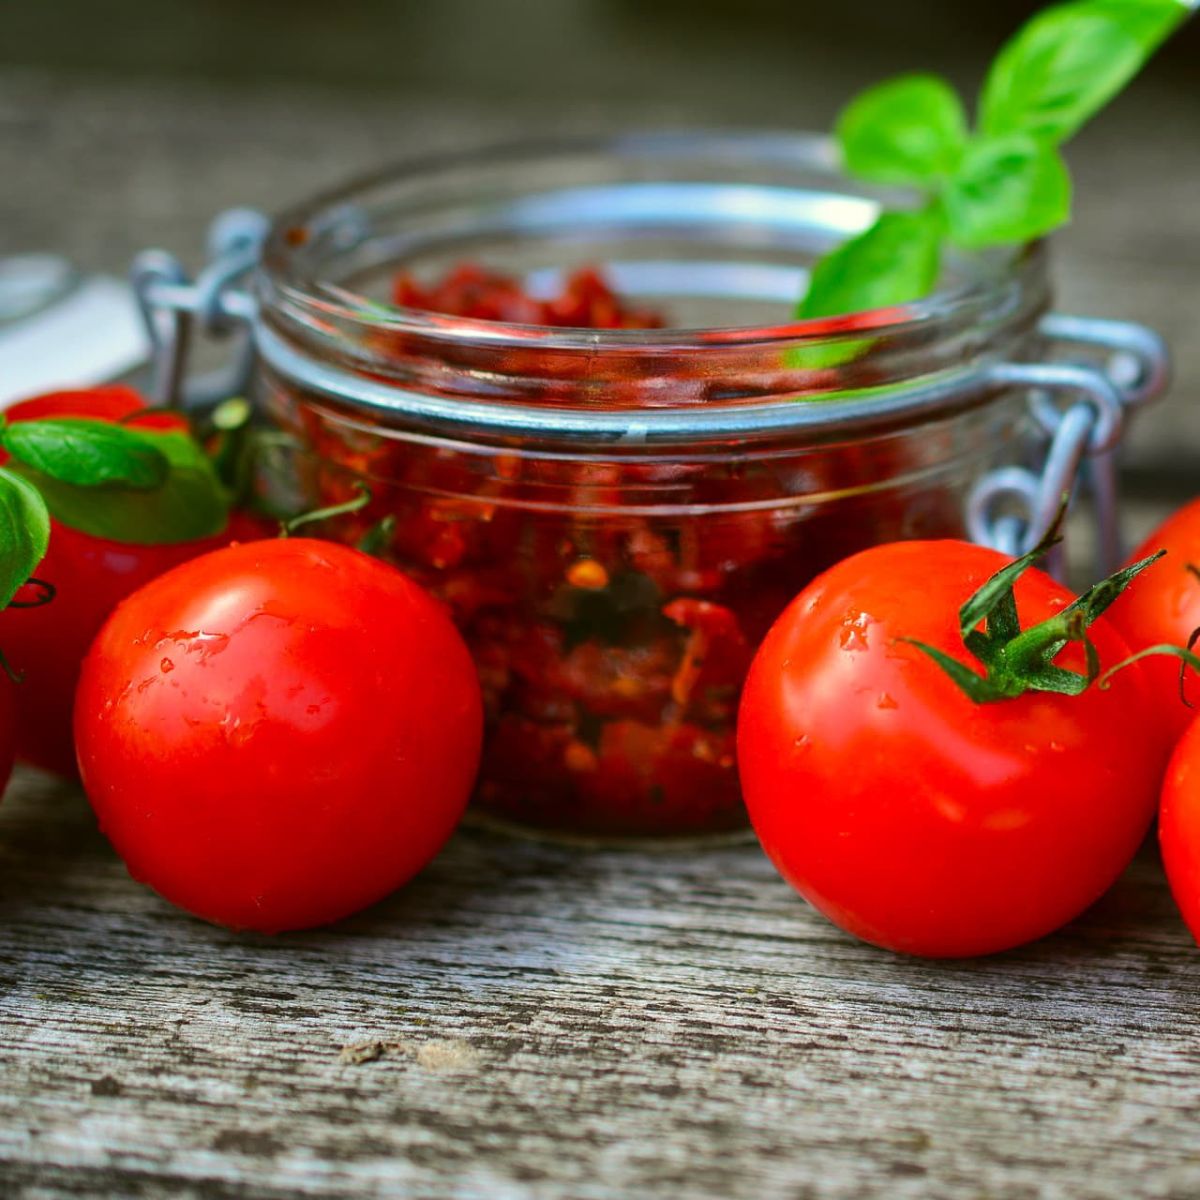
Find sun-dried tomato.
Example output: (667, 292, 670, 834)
(277, 262, 968, 837)
(393, 264, 663, 330)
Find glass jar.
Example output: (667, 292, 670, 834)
(132, 132, 1168, 840)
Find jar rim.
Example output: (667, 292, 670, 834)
(260, 129, 1046, 353)
(256, 130, 1051, 447)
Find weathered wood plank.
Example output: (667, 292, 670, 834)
(3, 767, 1200, 1200)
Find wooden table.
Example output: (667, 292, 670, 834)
(1, 55, 1199, 1199)
(6, 769, 1200, 1200)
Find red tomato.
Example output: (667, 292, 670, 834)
(74, 539, 483, 932)
(1105, 500, 1200, 742)
(0, 671, 14, 798)
(1160, 718, 1200, 942)
(737, 540, 1167, 958)
(0, 388, 255, 776)
(4, 385, 149, 425)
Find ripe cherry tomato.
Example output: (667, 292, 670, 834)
(2, 385, 170, 426)
(1159, 718, 1200, 942)
(1105, 499, 1200, 742)
(75, 539, 483, 932)
(0, 387, 257, 776)
(737, 540, 1167, 958)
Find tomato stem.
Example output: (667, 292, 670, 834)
(280, 483, 372, 538)
(1097, 639, 1200, 699)
(356, 514, 397, 559)
(904, 523, 1169, 704)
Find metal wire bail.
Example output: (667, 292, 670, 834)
(967, 313, 1171, 577)
(130, 208, 267, 410)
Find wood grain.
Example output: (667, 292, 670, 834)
(3, 766, 1200, 1200)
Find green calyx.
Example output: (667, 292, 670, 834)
(796, 0, 1193, 324)
(905, 527, 1171, 704)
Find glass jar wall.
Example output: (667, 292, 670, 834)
(252, 133, 1050, 838)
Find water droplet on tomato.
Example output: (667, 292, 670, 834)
(160, 658, 174, 674)
(838, 611, 871, 651)
(877, 692, 897, 710)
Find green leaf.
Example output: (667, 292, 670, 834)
(795, 209, 944, 321)
(11, 429, 230, 546)
(941, 134, 1072, 248)
(979, 0, 1189, 144)
(837, 73, 970, 185)
(0, 467, 51, 610)
(2, 418, 169, 490)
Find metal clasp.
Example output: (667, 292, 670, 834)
(130, 208, 268, 411)
(967, 313, 1170, 576)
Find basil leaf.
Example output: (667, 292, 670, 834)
(796, 209, 944, 320)
(942, 134, 1072, 248)
(790, 210, 944, 369)
(2, 418, 169, 490)
(837, 73, 969, 185)
(12, 430, 230, 546)
(0, 467, 51, 610)
(979, 0, 1188, 144)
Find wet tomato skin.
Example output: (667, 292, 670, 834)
(74, 539, 483, 932)
(1104, 500, 1200, 742)
(737, 539, 1166, 958)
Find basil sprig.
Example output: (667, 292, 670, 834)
(12, 430, 229, 546)
(0, 413, 231, 610)
(796, 0, 1193, 322)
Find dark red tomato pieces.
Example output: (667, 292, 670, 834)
(393, 263, 664, 330)
(276, 262, 971, 837)
(383, 266, 741, 834)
